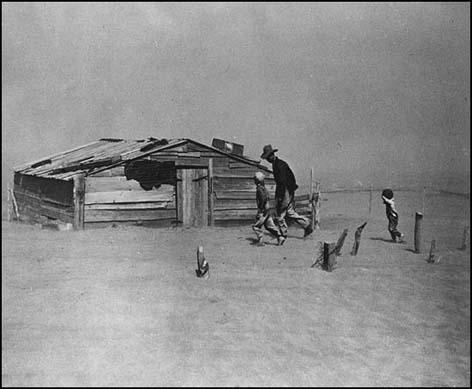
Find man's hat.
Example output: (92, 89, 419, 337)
(260, 144, 278, 159)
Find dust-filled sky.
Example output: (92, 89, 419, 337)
(2, 2, 470, 192)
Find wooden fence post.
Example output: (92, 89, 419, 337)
(73, 174, 85, 230)
(334, 228, 349, 256)
(323, 242, 337, 272)
(427, 239, 436, 263)
(208, 158, 214, 226)
(414, 212, 423, 253)
(351, 221, 368, 256)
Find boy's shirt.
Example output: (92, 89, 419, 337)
(256, 183, 270, 213)
(382, 196, 398, 218)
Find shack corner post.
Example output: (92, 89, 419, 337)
(73, 174, 86, 230)
(309, 167, 321, 231)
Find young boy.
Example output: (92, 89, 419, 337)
(382, 188, 404, 243)
(252, 172, 281, 245)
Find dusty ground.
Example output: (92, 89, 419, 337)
(2, 191, 470, 386)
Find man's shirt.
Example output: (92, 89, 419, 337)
(272, 157, 299, 199)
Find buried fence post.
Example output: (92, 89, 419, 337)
(323, 242, 337, 272)
(311, 229, 348, 271)
(459, 226, 469, 251)
(427, 239, 437, 263)
(351, 221, 368, 256)
(414, 212, 423, 253)
(196, 245, 209, 278)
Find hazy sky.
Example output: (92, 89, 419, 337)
(2, 2, 470, 191)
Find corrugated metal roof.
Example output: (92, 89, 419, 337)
(14, 137, 270, 180)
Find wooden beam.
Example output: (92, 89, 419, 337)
(9, 188, 20, 220)
(7, 186, 12, 221)
(73, 174, 85, 230)
(208, 158, 214, 226)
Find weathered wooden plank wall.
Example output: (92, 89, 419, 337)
(84, 171, 176, 225)
(13, 173, 75, 224)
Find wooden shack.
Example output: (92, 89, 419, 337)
(12, 137, 311, 229)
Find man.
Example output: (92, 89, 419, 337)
(260, 144, 313, 245)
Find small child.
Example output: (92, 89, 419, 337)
(382, 189, 404, 243)
(252, 172, 281, 245)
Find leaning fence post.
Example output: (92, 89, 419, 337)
(351, 221, 368, 256)
(414, 212, 423, 253)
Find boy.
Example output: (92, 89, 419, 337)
(382, 189, 404, 243)
(252, 172, 282, 245)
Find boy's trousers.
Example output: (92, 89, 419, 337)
(253, 212, 280, 239)
(387, 212, 402, 241)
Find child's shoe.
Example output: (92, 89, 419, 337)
(277, 236, 286, 246)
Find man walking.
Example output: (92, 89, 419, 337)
(260, 145, 313, 245)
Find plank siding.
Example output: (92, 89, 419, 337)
(84, 219, 175, 229)
(85, 201, 174, 210)
(14, 190, 74, 223)
(84, 186, 175, 204)
(85, 208, 176, 223)
(14, 173, 74, 206)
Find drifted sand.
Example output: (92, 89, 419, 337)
(2, 191, 470, 386)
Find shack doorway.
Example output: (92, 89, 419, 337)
(176, 168, 209, 227)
